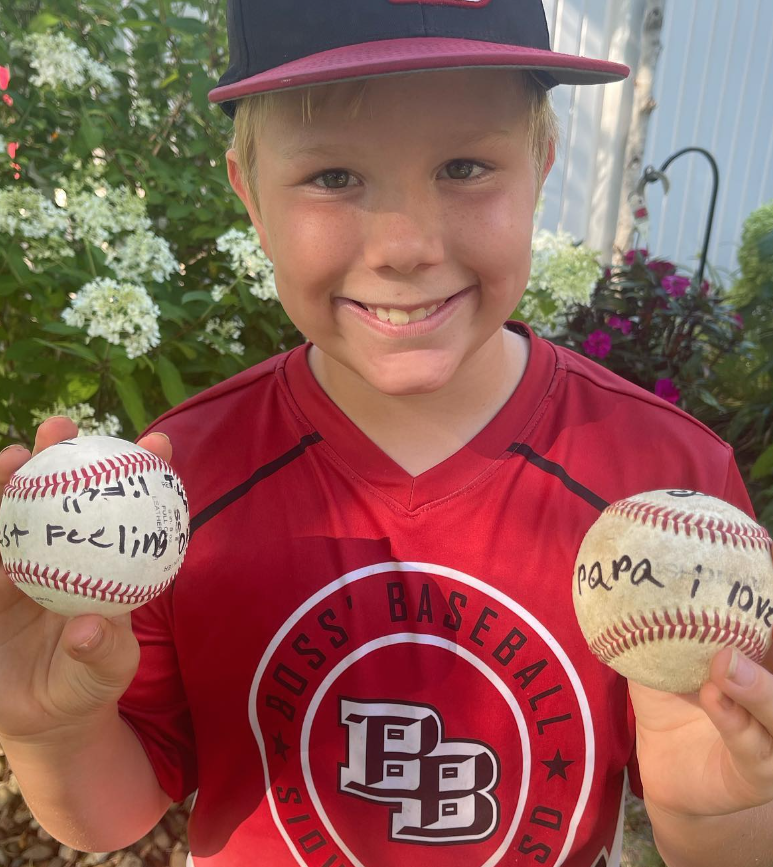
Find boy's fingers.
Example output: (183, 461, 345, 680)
(136, 431, 172, 463)
(0, 445, 32, 486)
(699, 648, 773, 801)
(32, 416, 79, 456)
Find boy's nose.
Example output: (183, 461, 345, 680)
(362, 197, 446, 275)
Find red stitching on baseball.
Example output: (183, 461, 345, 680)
(4, 559, 175, 604)
(607, 498, 771, 551)
(4, 452, 170, 501)
(589, 608, 769, 664)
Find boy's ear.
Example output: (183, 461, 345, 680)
(225, 148, 273, 260)
(541, 139, 556, 185)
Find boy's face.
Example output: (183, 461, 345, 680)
(227, 69, 553, 397)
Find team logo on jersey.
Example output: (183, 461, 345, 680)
(248, 562, 624, 866)
(339, 698, 499, 843)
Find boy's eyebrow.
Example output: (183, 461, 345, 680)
(280, 128, 514, 161)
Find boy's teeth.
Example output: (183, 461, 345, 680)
(365, 302, 441, 325)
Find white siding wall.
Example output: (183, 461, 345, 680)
(537, 0, 773, 278)
(643, 0, 773, 278)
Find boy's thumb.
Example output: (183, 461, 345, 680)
(64, 614, 140, 686)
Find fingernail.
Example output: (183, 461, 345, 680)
(75, 624, 102, 651)
(0, 444, 26, 456)
(152, 432, 170, 443)
(727, 648, 755, 687)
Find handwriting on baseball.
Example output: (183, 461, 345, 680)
(576, 556, 664, 594)
(0, 472, 188, 563)
(576, 557, 773, 628)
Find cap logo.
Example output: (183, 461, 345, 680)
(390, 0, 493, 7)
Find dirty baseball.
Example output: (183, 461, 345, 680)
(0, 435, 189, 617)
(572, 489, 773, 693)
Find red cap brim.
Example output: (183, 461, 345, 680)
(209, 36, 629, 106)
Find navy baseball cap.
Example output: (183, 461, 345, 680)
(209, 0, 630, 119)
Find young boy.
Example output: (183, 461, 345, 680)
(1, 1, 773, 865)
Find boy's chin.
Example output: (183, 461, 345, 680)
(358, 357, 459, 397)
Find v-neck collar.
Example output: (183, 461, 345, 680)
(277, 321, 557, 512)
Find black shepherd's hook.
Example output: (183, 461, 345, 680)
(638, 147, 720, 289)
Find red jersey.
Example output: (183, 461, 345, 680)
(118, 321, 753, 867)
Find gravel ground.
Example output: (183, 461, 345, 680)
(1, 747, 665, 866)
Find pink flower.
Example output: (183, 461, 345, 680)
(6, 142, 18, 159)
(732, 313, 744, 329)
(624, 248, 649, 265)
(2, 93, 12, 107)
(654, 378, 681, 404)
(608, 315, 632, 335)
(0, 66, 9, 91)
(662, 275, 691, 297)
(647, 259, 676, 278)
(583, 330, 612, 359)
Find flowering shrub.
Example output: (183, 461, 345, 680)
(0, 1, 303, 446)
(547, 248, 747, 413)
(518, 229, 602, 334)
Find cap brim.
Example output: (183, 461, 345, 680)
(209, 37, 630, 118)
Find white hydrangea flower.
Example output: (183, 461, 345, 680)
(198, 315, 245, 356)
(249, 269, 279, 301)
(528, 230, 601, 302)
(0, 186, 70, 239)
(68, 183, 150, 247)
(30, 401, 121, 436)
(130, 96, 159, 130)
(216, 227, 278, 300)
(210, 283, 228, 302)
(62, 277, 161, 359)
(15, 32, 118, 92)
(107, 227, 177, 283)
(523, 230, 602, 332)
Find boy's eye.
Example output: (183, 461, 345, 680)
(308, 160, 489, 190)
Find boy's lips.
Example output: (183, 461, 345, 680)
(335, 285, 477, 335)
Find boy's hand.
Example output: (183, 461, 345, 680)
(630, 639, 773, 819)
(0, 417, 172, 745)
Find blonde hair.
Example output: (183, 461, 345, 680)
(232, 69, 559, 214)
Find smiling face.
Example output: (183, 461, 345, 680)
(227, 69, 554, 399)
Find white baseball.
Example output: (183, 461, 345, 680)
(0, 435, 189, 617)
(572, 489, 773, 693)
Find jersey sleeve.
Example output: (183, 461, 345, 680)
(117, 584, 198, 804)
(722, 446, 756, 517)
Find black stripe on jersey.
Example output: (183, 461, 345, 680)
(508, 441, 609, 512)
(190, 432, 323, 534)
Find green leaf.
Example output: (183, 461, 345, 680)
(697, 389, 723, 411)
(156, 299, 187, 325)
(756, 229, 773, 260)
(32, 339, 100, 364)
(41, 321, 82, 335)
(112, 375, 148, 434)
(78, 116, 103, 151)
(122, 18, 164, 30)
(63, 373, 100, 403)
(181, 290, 214, 305)
(751, 444, 773, 480)
(29, 11, 60, 32)
(156, 354, 188, 406)
(172, 340, 198, 360)
(166, 16, 208, 34)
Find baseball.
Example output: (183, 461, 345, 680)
(572, 489, 773, 693)
(0, 435, 189, 617)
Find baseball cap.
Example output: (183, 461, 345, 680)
(209, 0, 630, 119)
